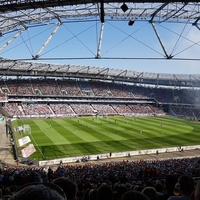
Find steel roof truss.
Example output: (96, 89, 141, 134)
(0, 60, 17, 79)
(156, 73, 159, 86)
(190, 74, 200, 81)
(63, 65, 71, 77)
(96, 22, 105, 58)
(136, 72, 144, 79)
(52, 65, 66, 73)
(193, 17, 200, 30)
(25, 62, 33, 73)
(160, 2, 188, 23)
(150, 3, 169, 23)
(173, 74, 179, 85)
(45, 64, 51, 73)
(33, 22, 61, 59)
(75, 66, 90, 74)
(96, 67, 109, 76)
(117, 70, 127, 77)
(151, 22, 172, 59)
(0, 27, 26, 51)
(44, 7, 62, 24)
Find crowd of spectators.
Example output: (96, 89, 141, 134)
(50, 104, 75, 115)
(1, 78, 200, 118)
(0, 156, 200, 200)
(108, 83, 131, 98)
(148, 105, 164, 115)
(0, 78, 199, 105)
(89, 81, 111, 97)
(2, 103, 164, 118)
(32, 79, 61, 96)
(171, 107, 200, 119)
(70, 104, 94, 116)
(57, 80, 82, 96)
(111, 105, 133, 115)
(4, 79, 33, 95)
(3, 103, 23, 117)
(91, 104, 117, 115)
(21, 104, 52, 116)
(128, 105, 157, 116)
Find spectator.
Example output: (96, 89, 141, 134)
(97, 182, 113, 200)
(142, 186, 158, 200)
(160, 175, 178, 200)
(113, 183, 128, 200)
(9, 183, 66, 200)
(89, 189, 97, 200)
(168, 175, 194, 200)
(122, 190, 150, 200)
(53, 177, 77, 200)
(194, 179, 200, 200)
(0, 188, 2, 200)
(155, 182, 165, 199)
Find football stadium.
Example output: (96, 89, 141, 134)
(4, 71, 200, 166)
(0, 1, 200, 200)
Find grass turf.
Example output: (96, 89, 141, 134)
(12, 116, 200, 161)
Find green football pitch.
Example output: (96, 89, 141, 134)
(12, 116, 200, 161)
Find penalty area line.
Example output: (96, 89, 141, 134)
(29, 133, 46, 159)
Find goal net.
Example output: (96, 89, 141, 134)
(23, 124, 31, 135)
(14, 124, 31, 135)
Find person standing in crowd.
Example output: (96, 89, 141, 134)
(9, 183, 66, 200)
(122, 190, 150, 200)
(167, 175, 195, 200)
(53, 177, 77, 200)
(97, 182, 113, 200)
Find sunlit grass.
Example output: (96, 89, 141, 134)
(12, 116, 200, 161)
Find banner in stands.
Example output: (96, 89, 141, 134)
(21, 144, 36, 158)
(18, 136, 31, 147)
(38, 144, 200, 166)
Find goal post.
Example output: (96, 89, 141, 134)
(23, 124, 31, 135)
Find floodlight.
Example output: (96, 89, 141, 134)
(121, 3, 128, 12)
(128, 19, 135, 26)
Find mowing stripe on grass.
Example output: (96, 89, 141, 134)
(29, 132, 46, 159)
(60, 119, 101, 142)
(49, 119, 85, 143)
(79, 118, 127, 141)
(33, 120, 71, 145)
(13, 116, 200, 161)
(93, 118, 170, 149)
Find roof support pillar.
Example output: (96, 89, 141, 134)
(151, 22, 172, 59)
(0, 28, 26, 51)
(96, 22, 105, 59)
(33, 23, 61, 59)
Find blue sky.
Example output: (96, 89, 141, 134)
(0, 19, 200, 75)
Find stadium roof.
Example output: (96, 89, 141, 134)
(1, 58, 200, 88)
(0, 1, 200, 60)
(0, 1, 200, 87)
(0, 1, 200, 35)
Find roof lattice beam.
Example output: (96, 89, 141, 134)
(76, 66, 90, 74)
(160, 2, 188, 23)
(96, 67, 109, 76)
(117, 70, 127, 77)
(33, 22, 61, 60)
(0, 60, 17, 79)
(0, 28, 26, 51)
(150, 3, 169, 23)
(96, 22, 105, 59)
(44, 7, 62, 24)
(151, 22, 173, 59)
